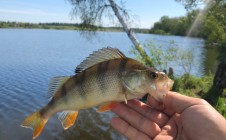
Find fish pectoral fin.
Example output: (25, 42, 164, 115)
(97, 102, 118, 112)
(58, 111, 79, 130)
(124, 93, 128, 104)
(20, 111, 48, 139)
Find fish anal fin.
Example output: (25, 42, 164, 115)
(58, 111, 79, 130)
(21, 111, 48, 139)
(98, 102, 118, 112)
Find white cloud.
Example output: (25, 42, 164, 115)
(0, 8, 60, 16)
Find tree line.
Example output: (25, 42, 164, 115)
(0, 21, 104, 30)
(150, 1, 226, 46)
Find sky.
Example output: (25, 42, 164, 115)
(0, 0, 188, 28)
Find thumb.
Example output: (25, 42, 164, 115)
(163, 91, 209, 113)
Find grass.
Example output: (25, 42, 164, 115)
(172, 74, 226, 118)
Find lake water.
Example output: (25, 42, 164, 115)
(0, 29, 218, 140)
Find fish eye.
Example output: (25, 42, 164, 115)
(150, 72, 158, 79)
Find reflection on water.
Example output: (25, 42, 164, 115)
(58, 109, 124, 140)
(0, 29, 218, 140)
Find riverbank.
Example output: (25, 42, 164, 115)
(0, 21, 150, 34)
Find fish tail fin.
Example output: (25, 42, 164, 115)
(21, 111, 48, 139)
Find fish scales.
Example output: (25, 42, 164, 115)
(74, 59, 144, 107)
(72, 58, 145, 103)
(41, 58, 148, 117)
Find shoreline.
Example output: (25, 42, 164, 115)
(0, 21, 150, 34)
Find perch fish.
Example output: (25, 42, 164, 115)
(21, 47, 174, 139)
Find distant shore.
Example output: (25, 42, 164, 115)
(0, 21, 150, 34)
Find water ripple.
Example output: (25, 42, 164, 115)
(0, 29, 213, 140)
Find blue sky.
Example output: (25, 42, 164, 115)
(0, 0, 188, 28)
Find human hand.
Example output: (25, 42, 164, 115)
(110, 91, 226, 140)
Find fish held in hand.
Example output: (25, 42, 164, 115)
(21, 47, 174, 139)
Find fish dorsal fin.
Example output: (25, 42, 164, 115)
(47, 76, 70, 100)
(75, 47, 126, 73)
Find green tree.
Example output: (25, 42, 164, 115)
(176, 0, 226, 44)
(150, 2, 226, 45)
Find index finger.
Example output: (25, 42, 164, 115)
(163, 91, 210, 114)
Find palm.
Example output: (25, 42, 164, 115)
(154, 113, 185, 140)
(111, 97, 182, 140)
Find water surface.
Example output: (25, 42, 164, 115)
(0, 29, 217, 140)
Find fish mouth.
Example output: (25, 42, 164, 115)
(167, 79, 174, 90)
(161, 79, 174, 91)
(148, 78, 174, 102)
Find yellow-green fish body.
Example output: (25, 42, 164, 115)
(21, 47, 174, 139)
(41, 58, 147, 116)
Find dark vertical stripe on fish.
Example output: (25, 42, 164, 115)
(60, 84, 67, 97)
(97, 61, 109, 93)
(118, 59, 128, 93)
(75, 71, 86, 98)
(39, 107, 47, 116)
(48, 97, 56, 106)
(118, 59, 128, 77)
(40, 99, 54, 116)
(60, 84, 68, 103)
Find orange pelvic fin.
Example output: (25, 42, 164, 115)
(58, 111, 79, 130)
(97, 102, 118, 112)
(21, 111, 48, 139)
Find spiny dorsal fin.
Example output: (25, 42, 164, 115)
(75, 47, 126, 73)
(58, 111, 79, 129)
(47, 76, 70, 100)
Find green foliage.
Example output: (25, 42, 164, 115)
(149, 13, 195, 36)
(130, 40, 167, 69)
(173, 74, 213, 97)
(215, 97, 226, 117)
(0, 21, 107, 31)
(0, 21, 72, 29)
(150, 10, 202, 37)
(133, 44, 154, 67)
(217, 41, 226, 61)
(130, 40, 195, 74)
(201, 3, 226, 44)
(203, 85, 226, 117)
(150, 1, 226, 46)
(150, 29, 166, 35)
(173, 74, 226, 117)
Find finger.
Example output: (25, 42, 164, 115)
(111, 103, 161, 138)
(146, 95, 175, 117)
(126, 99, 169, 127)
(154, 114, 181, 140)
(163, 91, 209, 114)
(146, 95, 165, 111)
(111, 117, 152, 140)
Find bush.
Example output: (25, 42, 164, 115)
(172, 74, 213, 97)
